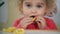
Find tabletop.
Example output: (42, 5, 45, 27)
(0, 30, 60, 34)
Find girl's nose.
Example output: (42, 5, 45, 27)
(31, 8, 37, 13)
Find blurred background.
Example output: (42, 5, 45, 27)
(0, 0, 60, 30)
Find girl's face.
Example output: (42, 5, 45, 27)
(23, 0, 47, 17)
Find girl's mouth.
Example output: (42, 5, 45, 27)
(30, 16, 35, 18)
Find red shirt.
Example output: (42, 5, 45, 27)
(13, 17, 57, 30)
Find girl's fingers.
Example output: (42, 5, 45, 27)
(20, 17, 35, 28)
(36, 17, 46, 29)
(36, 20, 46, 29)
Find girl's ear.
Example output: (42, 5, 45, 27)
(18, 3, 23, 13)
(46, 4, 57, 17)
(18, 0, 23, 13)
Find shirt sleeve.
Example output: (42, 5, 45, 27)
(12, 18, 23, 28)
(44, 18, 57, 30)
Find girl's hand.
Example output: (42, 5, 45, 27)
(18, 17, 34, 29)
(36, 16, 46, 29)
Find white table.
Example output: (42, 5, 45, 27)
(0, 30, 60, 34)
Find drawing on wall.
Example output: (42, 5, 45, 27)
(0, 0, 5, 7)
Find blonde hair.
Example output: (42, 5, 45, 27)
(18, 0, 57, 17)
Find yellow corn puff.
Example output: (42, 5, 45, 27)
(3, 27, 16, 32)
(13, 28, 25, 34)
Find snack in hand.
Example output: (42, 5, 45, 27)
(32, 18, 36, 21)
(30, 16, 36, 21)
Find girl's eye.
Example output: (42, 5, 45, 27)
(26, 4, 31, 8)
(36, 5, 42, 8)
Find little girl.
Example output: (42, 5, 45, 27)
(13, 0, 57, 30)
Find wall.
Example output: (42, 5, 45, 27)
(0, 0, 8, 30)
